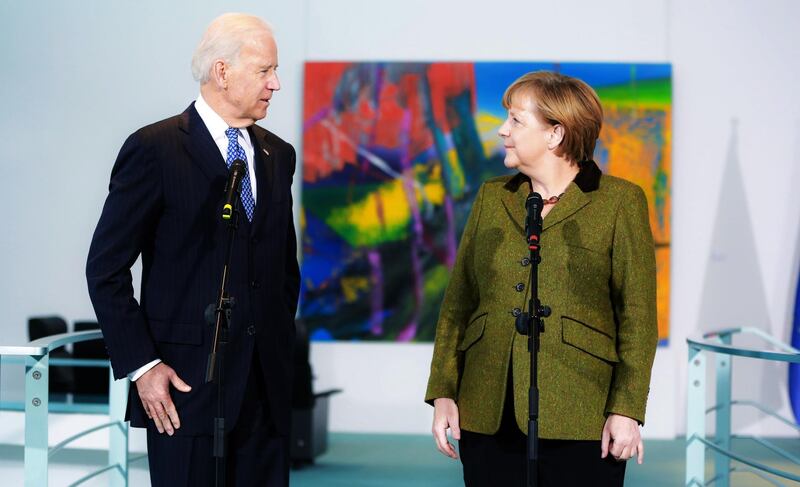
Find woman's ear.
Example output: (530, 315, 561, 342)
(548, 124, 565, 150)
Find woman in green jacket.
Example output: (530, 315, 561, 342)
(425, 71, 658, 486)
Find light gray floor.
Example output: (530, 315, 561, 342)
(1, 435, 798, 486)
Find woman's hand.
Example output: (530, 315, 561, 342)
(601, 414, 644, 464)
(432, 398, 461, 459)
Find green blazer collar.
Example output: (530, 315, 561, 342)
(500, 160, 602, 234)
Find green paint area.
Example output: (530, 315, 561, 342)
(304, 183, 410, 247)
(302, 183, 383, 217)
(596, 78, 671, 107)
(325, 206, 409, 247)
(423, 264, 450, 301)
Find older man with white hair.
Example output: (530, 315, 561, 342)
(87, 13, 299, 486)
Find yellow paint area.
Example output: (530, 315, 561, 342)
(476, 112, 504, 157)
(341, 276, 370, 302)
(327, 168, 447, 247)
(420, 164, 445, 205)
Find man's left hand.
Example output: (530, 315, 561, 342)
(601, 414, 644, 464)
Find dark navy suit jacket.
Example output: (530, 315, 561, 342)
(86, 103, 300, 436)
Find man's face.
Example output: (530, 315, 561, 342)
(223, 31, 280, 124)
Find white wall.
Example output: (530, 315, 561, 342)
(1, 0, 799, 441)
(666, 0, 800, 437)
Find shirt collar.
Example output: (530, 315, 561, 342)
(194, 92, 253, 150)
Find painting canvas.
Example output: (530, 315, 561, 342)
(301, 62, 671, 344)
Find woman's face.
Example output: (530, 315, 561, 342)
(498, 93, 554, 173)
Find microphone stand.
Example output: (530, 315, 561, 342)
(515, 192, 551, 487)
(206, 192, 241, 487)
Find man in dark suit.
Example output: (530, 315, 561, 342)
(86, 13, 299, 486)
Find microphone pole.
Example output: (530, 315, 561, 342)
(206, 159, 246, 487)
(515, 192, 551, 487)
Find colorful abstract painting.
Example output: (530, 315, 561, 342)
(301, 62, 671, 343)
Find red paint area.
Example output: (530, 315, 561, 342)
(303, 62, 477, 183)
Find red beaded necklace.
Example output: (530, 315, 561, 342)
(543, 193, 565, 205)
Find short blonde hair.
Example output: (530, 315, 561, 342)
(503, 71, 603, 163)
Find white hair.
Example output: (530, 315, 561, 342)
(191, 13, 273, 84)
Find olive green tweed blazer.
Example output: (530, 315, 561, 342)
(425, 164, 658, 440)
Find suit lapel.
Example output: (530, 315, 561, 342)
(248, 127, 276, 235)
(180, 103, 228, 182)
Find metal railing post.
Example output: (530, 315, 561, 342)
(2, 331, 135, 487)
(686, 344, 706, 487)
(24, 353, 49, 487)
(714, 333, 732, 487)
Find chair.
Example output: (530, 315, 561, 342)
(72, 320, 109, 401)
(290, 318, 341, 466)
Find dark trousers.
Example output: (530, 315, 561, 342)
(459, 380, 626, 487)
(146, 349, 289, 487)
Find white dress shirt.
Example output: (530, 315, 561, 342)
(128, 94, 260, 382)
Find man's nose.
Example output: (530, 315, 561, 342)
(269, 73, 281, 91)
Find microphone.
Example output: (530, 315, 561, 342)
(222, 160, 246, 220)
(525, 192, 543, 251)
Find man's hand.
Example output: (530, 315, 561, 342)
(601, 414, 644, 464)
(135, 363, 192, 435)
(432, 398, 461, 459)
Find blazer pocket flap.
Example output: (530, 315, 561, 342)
(457, 313, 487, 352)
(149, 320, 203, 346)
(561, 316, 619, 363)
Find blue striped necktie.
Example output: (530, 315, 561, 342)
(225, 127, 255, 222)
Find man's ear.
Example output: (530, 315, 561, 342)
(211, 60, 228, 89)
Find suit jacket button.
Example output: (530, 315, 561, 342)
(515, 283, 525, 292)
(521, 257, 531, 266)
(511, 308, 522, 317)
(251, 280, 261, 289)
(247, 325, 256, 336)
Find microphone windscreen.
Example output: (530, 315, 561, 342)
(230, 159, 246, 173)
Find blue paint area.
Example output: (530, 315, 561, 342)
(475, 62, 552, 117)
(595, 139, 610, 169)
(310, 328, 334, 341)
(557, 62, 670, 87)
(474, 62, 671, 118)
(789, 269, 800, 423)
(300, 212, 352, 287)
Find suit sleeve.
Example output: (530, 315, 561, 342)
(283, 144, 301, 317)
(424, 184, 484, 404)
(86, 131, 162, 380)
(605, 185, 658, 424)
